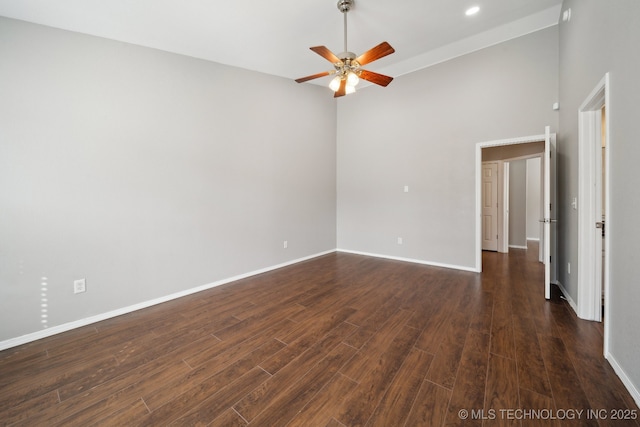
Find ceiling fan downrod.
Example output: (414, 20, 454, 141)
(337, 0, 355, 59)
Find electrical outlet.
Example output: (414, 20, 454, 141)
(74, 278, 86, 294)
(567, 263, 571, 274)
(397, 237, 403, 245)
(283, 240, 288, 249)
(404, 185, 409, 193)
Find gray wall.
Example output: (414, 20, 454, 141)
(509, 160, 527, 247)
(557, 0, 640, 396)
(337, 26, 559, 269)
(0, 17, 337, 342)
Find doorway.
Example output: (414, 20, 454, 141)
(475, 128, 557, 298)
(577, 73, 610, 340)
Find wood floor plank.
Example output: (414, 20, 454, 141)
(404, 380, 452, 427)
(55, 382, 145, 426)
(483, 353, 520, 426)
(538, 335, 598, 427)
(490, 297, 516, 359)
(413, 300, 455, 354)
(425, 309, 472, 389)
(518, 388, 560, 427)
(212, 302, 306, 344)
(241, 343, 356, 426)
(17, 358, 190, 425)
(286, 373, 358, 427)
(208, 408, 248, 427)
(326, 418, 348, 427)
(82, 396, 150, 426)
(405, 277, 450, 330)
(365, 347, 434, 427)
(335, 326, 422, 426)
(183, 318, 295, 369)
(513, 313, 552, 397)
(444, 329, 490, 427)
(233, 321, 357, 422)
(0, 354, 119, 409)
(164, 367, 271, 426)
(468, 290, 494, 334)
(142, 338, 284, 413)
(275, 305, 356, 348)
(0, 389, 59, 426)
(546, 303, 640, 427)
(340, 309, 414, 382)
(57, 326, 214, 401)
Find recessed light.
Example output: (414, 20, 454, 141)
(466, 6, 480, 16)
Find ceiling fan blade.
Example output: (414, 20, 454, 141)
(334, 79, 347, 98)
(310, 46, 342, 64)
(359, 69, 394, 87)
(295, 71, 331, 83)
(355, 41, 395, 66)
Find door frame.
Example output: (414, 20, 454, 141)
(577, 73, 610, 340)
(501, 161, 509, 253)
(475, 132, 553, 273)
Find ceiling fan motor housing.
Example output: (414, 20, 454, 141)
(337, 0, 353, 13)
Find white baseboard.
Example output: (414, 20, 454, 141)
(509, 245, 528, 250)
(526, 238, 540, 242)
(606, 352, 640, 408)
(337, 248, 478, 273)
(0, 249, 336, 351)
(555, 280, 578, 315)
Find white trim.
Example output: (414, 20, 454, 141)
(607, 353, 640, 408)
(337, 248, 478, 273)
(556, 280, 578, 315)
(374, 5, 561, 82)
(543, 126, 552, 299)
(501, 162, 510, 254)
(0, 249, 336, 351)
(475, 133, 546, 272)
(508, 245, 528, 250)
(526, 238, 540, 242)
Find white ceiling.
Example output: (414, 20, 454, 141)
(0, 0, 563, 86)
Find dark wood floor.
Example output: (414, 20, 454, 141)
(1, 243, 638, 426)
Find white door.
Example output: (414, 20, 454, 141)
(482, 162, 499, 251)
(593, 121, 605, 322)
(542, 126, 556, 299)
(593, 107, 605, 322)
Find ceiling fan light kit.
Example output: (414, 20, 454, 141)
(295, 0, 395, 98)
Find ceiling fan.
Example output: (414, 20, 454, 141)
(295, 0, 395, 97)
